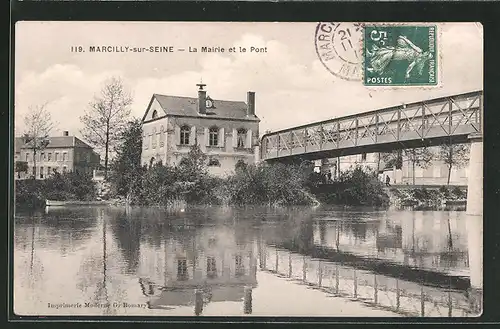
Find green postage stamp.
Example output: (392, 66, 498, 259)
(363, 25, 437, 86)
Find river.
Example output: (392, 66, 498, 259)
(13, 205, 479, 317)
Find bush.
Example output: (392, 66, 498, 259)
(314, 166, 389, 206)
(451, 186, 465, 199)
(15, 171, 97, 208)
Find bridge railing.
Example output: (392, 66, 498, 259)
(261, 91, 482, 160)
(260, 245, 478, 317)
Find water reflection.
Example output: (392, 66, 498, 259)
(13, 205, 476, 316)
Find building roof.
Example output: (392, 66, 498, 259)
(17, 136, 94, 150)
(145, 94, 260, 122)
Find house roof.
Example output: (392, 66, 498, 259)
(18, 136, 94, 149)
(144, 94, 260, 122)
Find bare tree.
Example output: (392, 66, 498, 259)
(403, 147, 434, 185)
(80, 77, 133, 179)
(439, 142, 470, 185)
(23, 103, 56, 179)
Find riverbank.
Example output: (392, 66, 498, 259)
(387, 186, 467, 210)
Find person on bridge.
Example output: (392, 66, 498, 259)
(385, 175, 391, 187)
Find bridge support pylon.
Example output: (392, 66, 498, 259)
(465, 132, 483, 314)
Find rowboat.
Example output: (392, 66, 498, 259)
(45, 200, 111, 207)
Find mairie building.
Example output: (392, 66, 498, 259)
(141, 83, 260, 177)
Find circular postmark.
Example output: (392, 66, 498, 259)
(315, 22, 364, 81)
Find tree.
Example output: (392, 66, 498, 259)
(15, 161, 29, 179)
(80, 77, 133, 179)
(23, 103, 55, 179)
(109, 119, 143, 197)
(403, 147, 434, 185)
(381, 150, 403, 170)
(439, 142, 470, 185)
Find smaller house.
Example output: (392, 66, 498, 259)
(14, 131, 101, 179)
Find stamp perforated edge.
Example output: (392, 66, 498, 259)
(359, 22, 443, 89)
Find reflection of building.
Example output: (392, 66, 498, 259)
(14, 132, 101, 179)
(139, 226, 257, 310)
(140, 83, 260, 177)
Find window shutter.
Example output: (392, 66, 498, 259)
(189, 126, 196, 145)
(218, 127, 225, 147)
(204, 127, 210, 146)
(232, 129, 238, 148)
(175, 125, 181, 145)
(246, 129, 253, 149)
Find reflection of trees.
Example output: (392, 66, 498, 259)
(109, 210, 141, 274)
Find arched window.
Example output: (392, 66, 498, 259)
(180, 125, 190, 145)
(209, 127, 219, 146)
(237, 128, 246, 148)
(149, 157, 155, 167)
(159, 125, 165, 147)
(151, 110, 158, 119)
(152, 127, 157, 148)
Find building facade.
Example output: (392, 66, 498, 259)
(314, 147, 468, 186)
(141, 84, 260, 177)
(14, 131, 101, 179)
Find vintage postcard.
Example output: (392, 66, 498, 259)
(13, 21, 483, 318)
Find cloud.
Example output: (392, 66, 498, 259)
(15, 23, 483, 141)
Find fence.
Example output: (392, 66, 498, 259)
(259, 245, 477, 317)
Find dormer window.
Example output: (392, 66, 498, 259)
(209, 127, 219, 146)
(152, 110, 158, 119)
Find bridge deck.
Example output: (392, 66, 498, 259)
(261, 91, 482, 162)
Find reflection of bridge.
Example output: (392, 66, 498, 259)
(260, 91, 482, 161)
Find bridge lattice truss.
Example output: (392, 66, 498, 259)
(261, 91, 482, 161)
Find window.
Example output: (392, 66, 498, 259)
(207, 257, 217, 278)
(235, 255, 244, 277)
(63, 166, 67, 173)
(237, 129, 246, 148)
(152, 128, 157, 149)
(159, 126, 165, 147)
(143, 133, 148, 150)
(41, 152, 45, 161)
(55, 152, 59, 161)
(25, 153, 29, 161)
(40, 166, 44, 179)
(63, 152, 67, 161)
(361, 153, 367, 161)
(47, 166, 51, 175)
(209, 127, 219, 146)
(208, 157, 220, 167)
(180, 126, 190, 145)
(177, 259, 188, 281)
(152, 110, 158, 119)
(48, 153, 52, 161)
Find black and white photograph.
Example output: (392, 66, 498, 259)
(13, 21, 483, 317)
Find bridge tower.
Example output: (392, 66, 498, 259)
(466, 132, 483, 313)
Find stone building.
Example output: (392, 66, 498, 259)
(14, 131, 101, 179)
(141, 83, 260, 177)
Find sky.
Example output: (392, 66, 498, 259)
(15, 22, 483, 141)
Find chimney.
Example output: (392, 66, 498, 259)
(247, 91, 255, 117)
(63, 131, 69, 136)
(196, 83, 207, 114)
